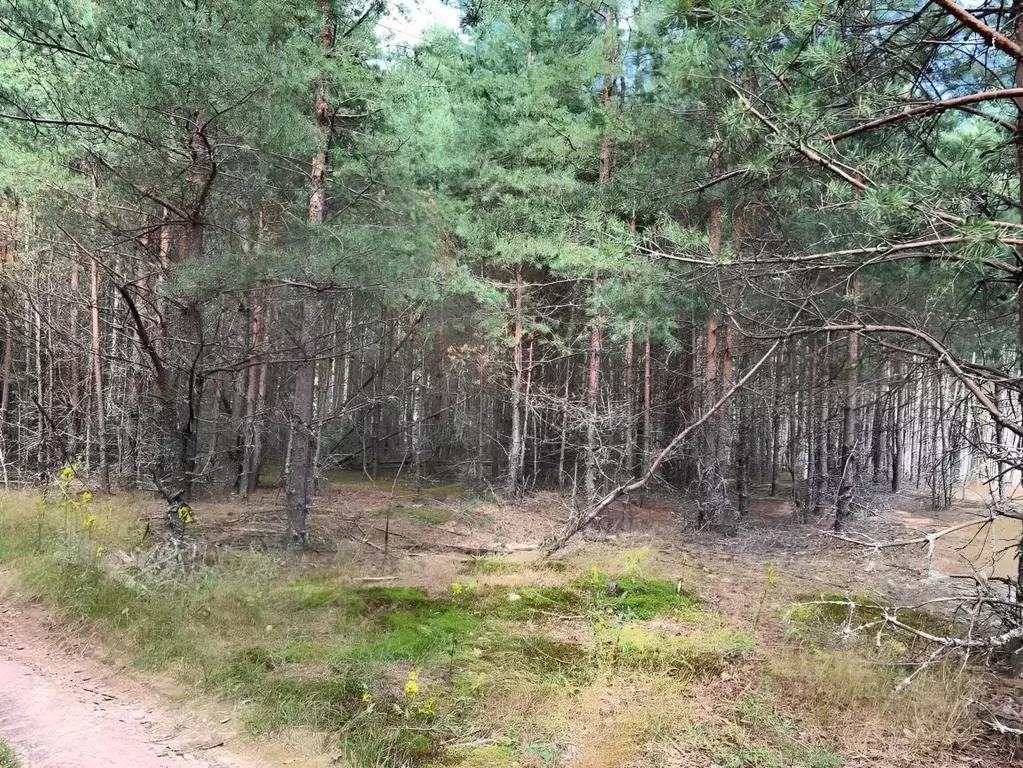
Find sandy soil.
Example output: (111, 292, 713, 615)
(0, 606, 276, 768)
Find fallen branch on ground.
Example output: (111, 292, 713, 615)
(542, 338, 782, 553)
(823, 510, 999, 572)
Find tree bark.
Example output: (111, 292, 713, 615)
(891, 358, 905, 492)
(585, 316, 602, 502)
(642, 334, 653, 474)
(834, 278, 860, 531)
(284, 0, 334, 544)
(90, 257, 109, 492)
(624, 321, 635, 479)
(506, 264, 524, 497)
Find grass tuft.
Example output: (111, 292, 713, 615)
(592, 622, 751, 677)
(424, 744, 517, 767)
(484, 585, 585, 620)
(0, 740, 18, 768)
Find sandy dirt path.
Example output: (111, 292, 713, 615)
(0, 606, 277, 768)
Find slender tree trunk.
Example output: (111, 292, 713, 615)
(69, 265, 82, 458)
(699, 311, 732, 526)
(891, 358, 905, 492)
(0, 206, 14, 452)
(523, 332, 535, 486)
(558, 364, 571, 488)
(240, 291, 263, 498)
(585, 7, 616, 511)
(287, 299, 317, 544)
(699, 146, 733, 527)
(871, 368, 886, 485)
(814, 338, 831, 517)
(642, 334, 653, 475)
(585, 316, 602, 502)
(788, 342, 802, 502)
(0, 314, 12, 427)
(769, 348, 783, 497)
(624, 321, 635, 479)
(802, 337, 818, 520)
(34, 299, 43, 470)
(90, 257, 109, 492)
(735, 345, 750, 519)
(506, 264, 524, 497)
(835, 279, 860, 531)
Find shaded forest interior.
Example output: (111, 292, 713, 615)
(0, 0, 1022, 548)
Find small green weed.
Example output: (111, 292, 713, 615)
(0, 740, 18, 768)
(720, 746, 783, 767)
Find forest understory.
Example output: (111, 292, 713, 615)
(1, 480, 1021, 768)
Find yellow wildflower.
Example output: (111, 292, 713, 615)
(82, 514, 99, 531)
(404, 670, 419, 697)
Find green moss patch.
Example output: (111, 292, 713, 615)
(341, 587, 483, 663)
(577, 571, 701, 620)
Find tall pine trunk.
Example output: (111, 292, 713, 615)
(285, 1, 333, 545)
